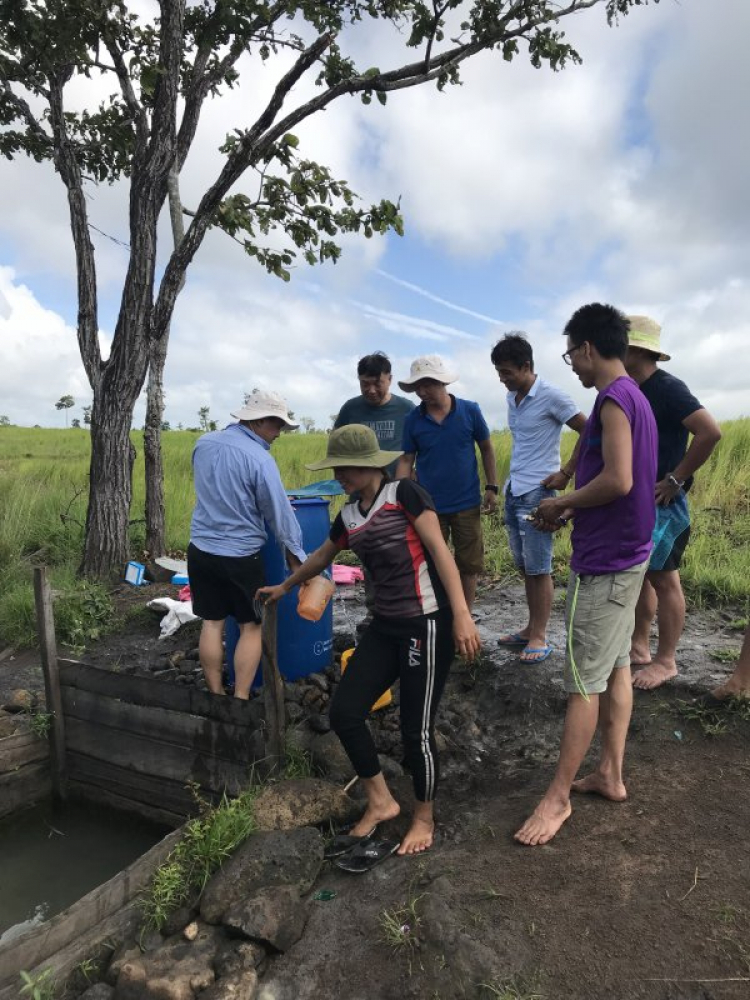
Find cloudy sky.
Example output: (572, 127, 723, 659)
(1, 0, 749, 432)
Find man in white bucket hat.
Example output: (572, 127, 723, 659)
(396, 355, 498, 609)
(624, 317, 721, 691)
(188, 389, 307, 699)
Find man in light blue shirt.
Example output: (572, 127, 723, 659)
(188, 390, 307, 699)
(491, 334, 586, 663)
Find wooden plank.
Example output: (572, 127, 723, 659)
(33, 566, 67, 799)
(64, 718, 261, 796)
(0, 897, 142, 1000)
(0, 733, 49, 773)
(60, 687, 259, 762)
(0, 825, 184, 990)
(261, 604, 285, 776)
(59, 658, 264, 729)
(0, 763, 52, 820)
(67, 779, 186, 828)
(66, 752, 199, 818)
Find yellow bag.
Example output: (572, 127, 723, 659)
(340, 647, 393, 711)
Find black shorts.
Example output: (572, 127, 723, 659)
(187, 543, 264, 623)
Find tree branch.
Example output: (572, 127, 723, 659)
(46, 77, 101, 390)
(0, 81, 53, 147)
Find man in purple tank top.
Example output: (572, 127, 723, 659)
(514, 303, 657, 847)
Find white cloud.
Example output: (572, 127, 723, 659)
(0, 0, 749, 436)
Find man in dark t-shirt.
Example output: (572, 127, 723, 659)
(334, 352, 414, 474)
(624, 316, 722, 691)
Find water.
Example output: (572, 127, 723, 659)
(0, 799, 169, 946)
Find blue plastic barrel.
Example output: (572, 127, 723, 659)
(225, 497, 333, 687)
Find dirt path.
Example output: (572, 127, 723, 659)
(2, 579, 748, 999)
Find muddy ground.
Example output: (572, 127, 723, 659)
(2, 578, 749, 1000)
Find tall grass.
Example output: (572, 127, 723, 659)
(1, 420, 748, 647)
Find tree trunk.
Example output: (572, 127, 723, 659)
(143, 167, 185, 559)
(80, 389, 137, 579)
(143, 340, 167, 559)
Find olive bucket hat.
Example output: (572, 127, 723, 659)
(305, 424, 403, 471)
(627, 315, 671, 361)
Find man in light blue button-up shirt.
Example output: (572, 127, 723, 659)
(491, 334, 587, 664)
(188, 390, 307, 699)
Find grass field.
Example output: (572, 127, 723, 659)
(1, 420, 748, 647)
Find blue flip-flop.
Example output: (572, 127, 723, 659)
(519, 643, 553, 664)
(497, 632, 528, 647)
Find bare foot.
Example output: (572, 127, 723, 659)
(571, 772, 627, 802)
(350, 800, 401, 837)
(514, 796, 572, 847)
(711, 681, 750, 701)
(629, 644, 652, 667)
(397, 816, 434, 855)
(632, 661, 677, 690)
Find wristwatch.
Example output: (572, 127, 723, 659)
(484, 484, 499, 494)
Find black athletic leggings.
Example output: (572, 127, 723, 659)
(329, 609, 454, 802)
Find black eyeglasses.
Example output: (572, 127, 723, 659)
(562, 344, 585, 366)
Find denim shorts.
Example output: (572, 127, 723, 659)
(504, 485, 555, 576)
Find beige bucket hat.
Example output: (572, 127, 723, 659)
(305, 424, 403, 471)
(627, 315, 671, 361)
(232, 389, 299, 429)
(398, 354, 458, 392)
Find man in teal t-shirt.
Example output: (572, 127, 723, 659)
(334, 352, 414, 474)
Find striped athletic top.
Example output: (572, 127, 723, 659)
(329, 479, 449, 620)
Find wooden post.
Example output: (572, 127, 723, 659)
(33, 565, 68, 800)
(261, 603, 286, 776)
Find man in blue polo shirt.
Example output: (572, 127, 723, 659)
(189, 389, 307, 699)
(491, 333, 587, 663)
(396, 355, 498, 609)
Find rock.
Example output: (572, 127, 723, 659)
(302, 687, 322, 709)
(213, 940, 267, 978)
(285, 702, 306, 725)
(3, 688, 36, 713)
(0, 711, 22, 737)
(80, 985, 115, 1000)
(283, 682, 304, 704)
(162, 905, 198, 937)
(377, 755, 404, 781)
(113, 961, 147, 999)
(200, 828, 324, 924)
(107, 944, 145, 985)
(308, 731, 354, 782)
(114, 923, 223, 1000)
(251, 778, 360, 831)
(168, 651, 186, 668)
(200, 970, 259, 1000)
(307, 712, 331, 734)
(183, 921, 199, 941)
(306, 672, 329, 693)
(223, 886, 310, 953)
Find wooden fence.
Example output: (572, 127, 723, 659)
(0, 729, 50, 821)
(59, 658, 266, 826)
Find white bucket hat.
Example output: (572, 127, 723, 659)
(398, 354, 458, 392)
(627, 315, 671, 362)
(231, 389, 299, 429)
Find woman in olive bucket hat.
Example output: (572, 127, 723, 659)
(258, 424, 480, 859)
